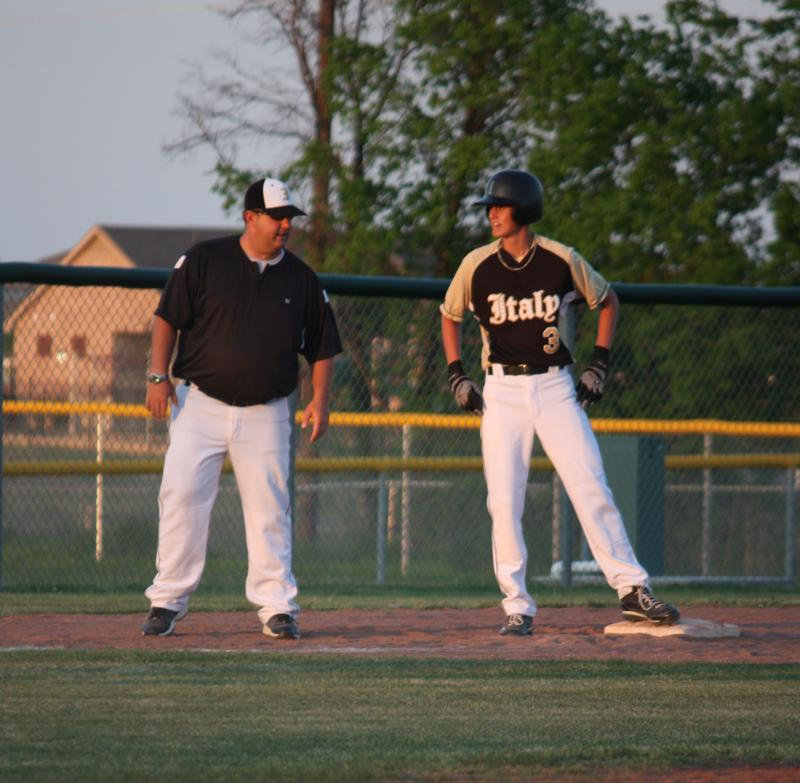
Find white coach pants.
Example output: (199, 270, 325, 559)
(481, 366, 649, 618)
(145, 383, 298, 624)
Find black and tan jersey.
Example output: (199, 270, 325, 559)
(440, 235, 609, 369)
(157, 235, 342, 406)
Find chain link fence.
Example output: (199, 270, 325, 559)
(1, 266, 798, 592)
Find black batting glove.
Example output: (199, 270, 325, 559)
(448, 360, 484, 415)
(575, 346, 610, 411)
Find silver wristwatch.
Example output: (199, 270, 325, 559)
(146, 372, 169, 384)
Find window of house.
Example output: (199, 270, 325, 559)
(36, 334, 52, 357)
(71, 335, 87, 358)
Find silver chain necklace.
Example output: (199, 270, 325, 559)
(498, 238, 538, 271)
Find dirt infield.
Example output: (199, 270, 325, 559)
(2, 605, 799, 663)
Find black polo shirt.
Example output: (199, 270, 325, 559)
(156, 235, 342, 406)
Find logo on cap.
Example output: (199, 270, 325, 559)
(244, 177, 307, 218)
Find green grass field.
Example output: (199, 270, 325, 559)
(1, 652, 798, 782)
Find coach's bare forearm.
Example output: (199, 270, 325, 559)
(302, 357, 334, 442)
(146, 316, 178, 419)
(310, 357, 333, 407)
(150, 315, 177, 374)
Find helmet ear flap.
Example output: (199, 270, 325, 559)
(512, 206, 538, 226)
(485, 204, 537, 224)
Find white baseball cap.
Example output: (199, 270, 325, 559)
(244, 177, 306, 218)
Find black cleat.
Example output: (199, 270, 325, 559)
(499, 614, 533, 636)
(141, 606, 187, 637)
(263, 613, 300, 640)
(620, 586, 680, 626)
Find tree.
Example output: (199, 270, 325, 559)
(167, 1, 420, 275)
(317, 0, 415, 274)
(757, 0, 800, 284)
(168, 0, 341, 268)
(517, 0, 791, 285)
(376, 0, 605, 278)
(169, 0, 798, 286)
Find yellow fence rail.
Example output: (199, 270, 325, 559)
(4, 454, 800, 478)
(4, 399, 800, 476)
(4, 399, 800, 437)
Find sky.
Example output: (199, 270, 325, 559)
(0, 0, 773, 262)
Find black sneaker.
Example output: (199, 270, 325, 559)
(620, 586, 680, 625)
(499, 614, 533, 636)
(141, 606, 187, 637)
(263, 613, 300, 640)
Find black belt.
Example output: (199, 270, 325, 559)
(183, 380, 264, 406)
(487, 364, 562, 376)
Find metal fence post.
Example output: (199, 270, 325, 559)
(785, 468, 798, 586)
(387, 479, 398, 544)
(401, 424, 411, 576)
(554, 474, 572, 588)
(376, 472, 387, 585)
(95, 413, 105, 561)
(561, 304, 575, 589)
(702, 433, 713, 576)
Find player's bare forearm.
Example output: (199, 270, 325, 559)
(303, 357, 333, 442)
(145, 315, 178, 419)
(441, 314, 462, 363)
(596, 288, 619, 349)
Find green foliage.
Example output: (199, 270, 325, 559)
(180, 2, 799, 284)
(523, 2, 782, 284)
(384, 0, 601, 276)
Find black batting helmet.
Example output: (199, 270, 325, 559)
(473, 169, 543, 225)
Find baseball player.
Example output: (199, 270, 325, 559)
(440, 169, 679, 636)
(141, 177, 342, 640)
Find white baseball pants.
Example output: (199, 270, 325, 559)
(145, 383, 298, 624)
(481, 365, 649, 618)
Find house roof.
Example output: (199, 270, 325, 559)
(3, 226, 238, 330)
(101, 224, 238, 269)
(3, 252, 65, 322)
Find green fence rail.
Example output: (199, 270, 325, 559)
(3, 261, 800, 304)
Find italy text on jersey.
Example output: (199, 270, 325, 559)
(487, 291, 559, 325)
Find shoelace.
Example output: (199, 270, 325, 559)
(637, 589, 671, 612)
(507, 614, 526, 626)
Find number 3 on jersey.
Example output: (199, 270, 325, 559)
(542, 326, 560, 355)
